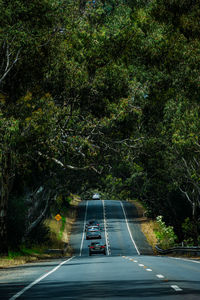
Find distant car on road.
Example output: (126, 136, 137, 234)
(87, 226, 100, 232)
(92, 193, 100, 200)
(89, 242, 106, 255)
(85, 220, 100, 231)
(86, 230, 101, 240)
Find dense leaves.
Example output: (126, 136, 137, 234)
(0, 0, 200, 253)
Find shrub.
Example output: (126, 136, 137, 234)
(182, 217, 200, 246)
(155, 215, 177, 249)
(7, 195, 27, 249)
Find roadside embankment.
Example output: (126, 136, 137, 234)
(0, 195, 81, 268)
(128, 199, 200, 259)
(127, 199, 158, 254)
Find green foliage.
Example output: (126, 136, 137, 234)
(1, 0, 200, 252)
(26, 222, 51, 246)
(155, 216, 178, 249)
(182, 218, 200, 246)
(102, 174, 124, 200)
(58, 217, 66, 240)
(51, 194, 72, 214)
(6, 246, 42, 259)
(7, 195, 27, 250)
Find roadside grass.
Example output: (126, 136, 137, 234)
(129, 199, 200, 259)
(0, 195, 81, 268)
(0, 247, 52, 269)
(45, 194, 81, 248)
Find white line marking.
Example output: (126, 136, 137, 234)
(139, 264, 144, 267)
(134, 260, 138, 262)
(102, 200, 110, 255)
(79, 200, 88, 256)
(120, 201, 140, 255)
(156, 274, 164, 278)
(170, 257, 200, 264)
(171, 285, 183, 292)
(146, 269, 152, 271)
(9, 257, 74, 300)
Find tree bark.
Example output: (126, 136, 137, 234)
(0, 152, 11, 255)
(23, 190, 50, 241)
(79, 0, 87, 13)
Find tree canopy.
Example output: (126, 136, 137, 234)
(0, 0, 200, 253)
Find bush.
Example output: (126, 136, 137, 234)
(182, 217, 200, 246)
(7, 195, 27, 249)
(155, 215, 177, 249)
(26, 222, 51, 246)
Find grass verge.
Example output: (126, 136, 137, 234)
(128, 199, 200, 259)
(0, 195, 81, 268)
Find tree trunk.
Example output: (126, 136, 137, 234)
(192, 203, 199, 246)
(23, 191, 50, 241)
(0, 209, 8, 255)
(79, 0, 87, 13)
(0, 152, 11, 255)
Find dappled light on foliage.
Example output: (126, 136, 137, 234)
(0, 0, 200, 253)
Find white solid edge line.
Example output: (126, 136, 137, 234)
(120, 201, 140, 255)
(102, 200, 110, 255)
(9, 256, 75, 300)
(79, 200, 88, 256)
(170, 257, 200, 264)
(171, 285, 183, 291)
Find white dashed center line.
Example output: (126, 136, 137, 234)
(121, 256, 184, 293)
(156, 274, 164, 278)
(171, 285, 183, 292)
(102, 200, 110, 255)
(80, 201, 88, 256)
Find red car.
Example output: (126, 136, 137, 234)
(89, 242, 106, 255)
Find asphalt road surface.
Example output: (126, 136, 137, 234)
(0, 200, 200, 299)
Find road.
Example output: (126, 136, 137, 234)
(0, 200, 200, 299)
(70, 200, 152, 256)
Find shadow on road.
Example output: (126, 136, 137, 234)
(2, 279, 200, 299)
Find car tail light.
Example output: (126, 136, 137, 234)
(101, 246, 105, 248)
(90, 246, 94, 248)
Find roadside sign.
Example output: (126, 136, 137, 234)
(55, 214, 62, 221)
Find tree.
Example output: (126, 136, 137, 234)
(0, 0, 69, 254)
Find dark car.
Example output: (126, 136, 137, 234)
(85, 220, 100, 231)
(86, 230, 101, 240)
(87, 226, 99, 231)
(89, 242, 106, 255)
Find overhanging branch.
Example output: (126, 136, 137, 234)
(37, 151, 100, 172)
